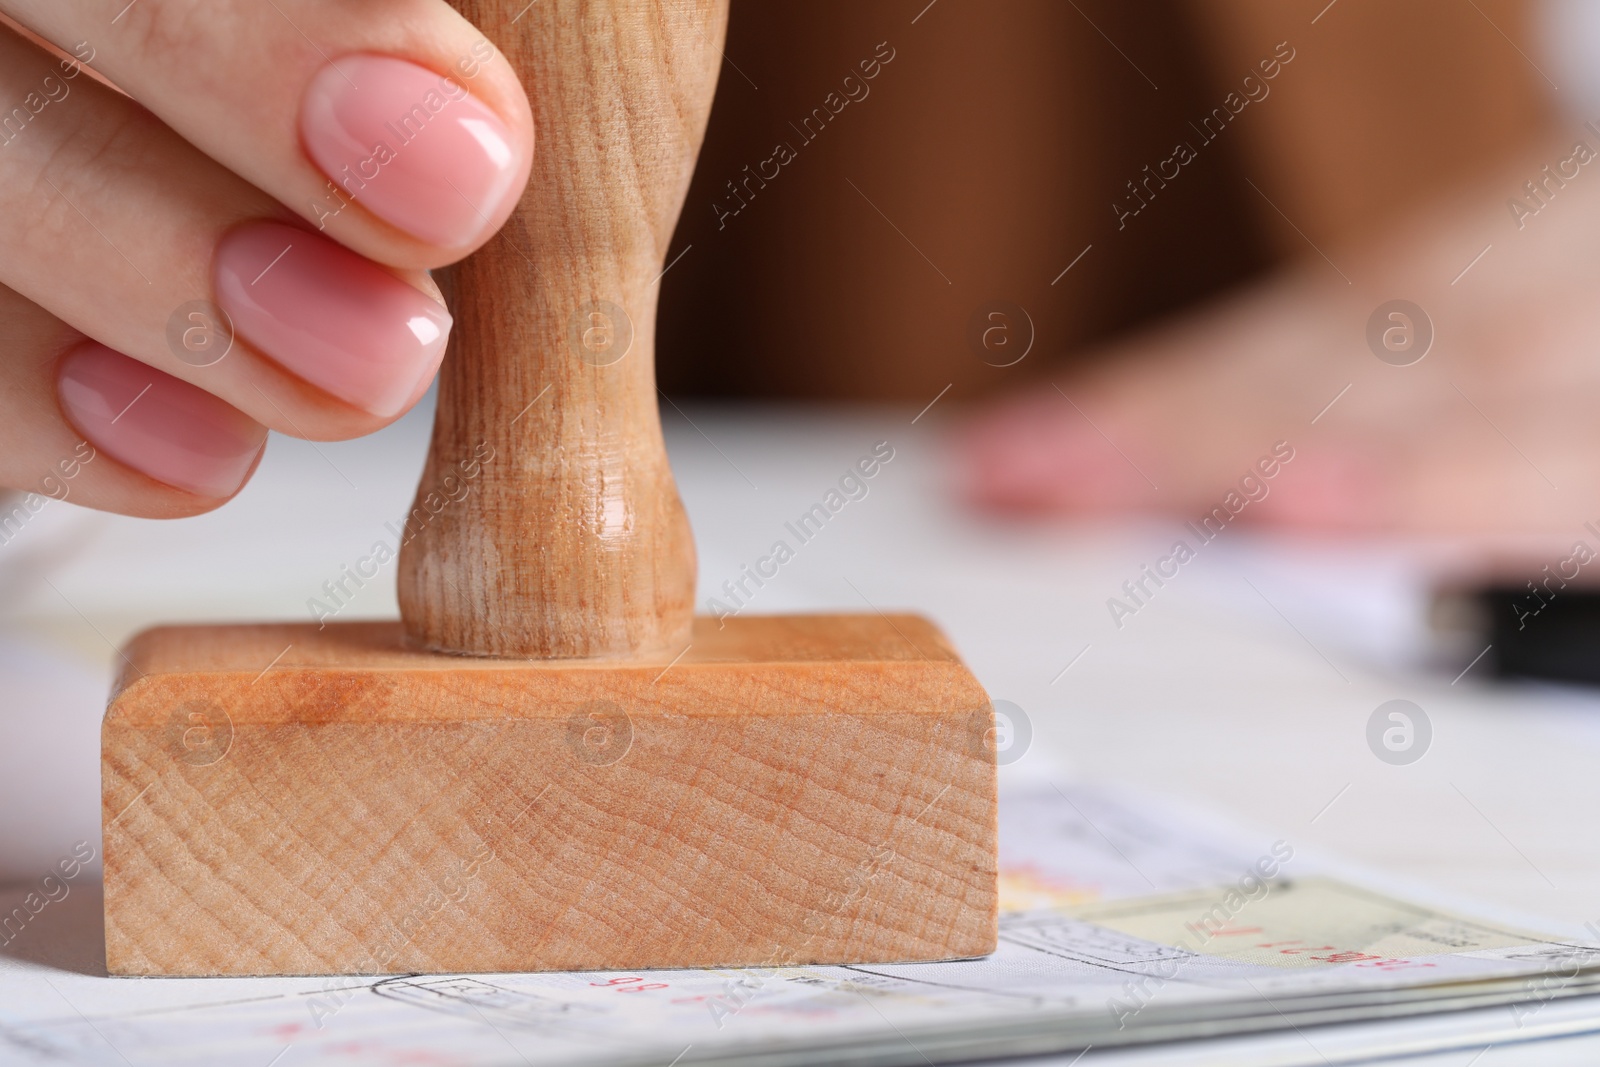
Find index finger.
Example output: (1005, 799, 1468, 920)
(2, 0, 534, 269)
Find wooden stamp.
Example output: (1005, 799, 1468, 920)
(101, 0, 997, 977)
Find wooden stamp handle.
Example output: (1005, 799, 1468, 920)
(399, 0, 726, 658)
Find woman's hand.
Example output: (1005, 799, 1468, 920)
(0, 1, 533, 517)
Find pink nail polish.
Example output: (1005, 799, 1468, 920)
(56, 343, 266, 499)
(214, 221, 451, 418)
(300, 53, 526, 248)
(959, 392, 1154, 514)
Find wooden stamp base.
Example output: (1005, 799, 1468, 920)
(102, 615, 997, 976)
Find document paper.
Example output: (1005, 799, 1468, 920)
(3, 781, 1597, 1066)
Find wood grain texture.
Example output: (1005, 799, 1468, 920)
(102, 616, 998, 976)
(397, 0, 724, 657)
(100, 0, 1002, 979)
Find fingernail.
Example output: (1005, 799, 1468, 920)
(300, 53, 524, 248)
(57, 343, 266, 499)
(214, 221, 451, 417)
(960, 395, 1148, 514)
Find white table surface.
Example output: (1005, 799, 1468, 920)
(3, 395, 1599, 1065)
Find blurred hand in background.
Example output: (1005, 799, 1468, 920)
(662, 0, 1585, 538)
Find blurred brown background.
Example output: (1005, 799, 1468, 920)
(656, 0, 1549, 401)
